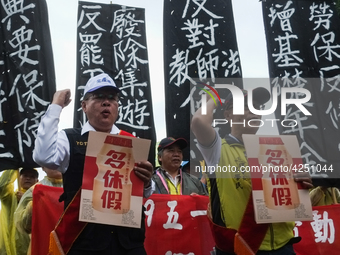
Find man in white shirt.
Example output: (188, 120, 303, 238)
(33, 73, 154, 255)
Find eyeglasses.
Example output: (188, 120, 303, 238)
(89, 93, 120, 102)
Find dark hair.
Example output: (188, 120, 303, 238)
(20, 168, 39, 178)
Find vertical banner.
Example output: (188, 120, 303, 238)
(75, 2, 156, 165)
(262, 0, 340, 185)
(163, 0, 243, 162)
(0, 0, 56, 171)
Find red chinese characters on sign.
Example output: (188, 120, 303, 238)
(101, 190, 122, 209)
(100, 170, 124, 209)
(265, 149, 285, 165)
(272, 187, 292, 206)
(98, 150, 126, 210)
(103, 170, 124, 188)
(92, 135, 134, 213)
(258, 137, 299, 210)
(104, 150, 126, 169)
(268, 167, 292, 207)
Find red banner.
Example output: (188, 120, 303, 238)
(294, 204, 340, 255)
(31, 190, 340, 255)
(31, 185, 64, 255)
(144, 194, 215, 254)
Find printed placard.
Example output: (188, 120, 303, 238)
(79, 131, 151, 228)
(243, 134, 313, 224)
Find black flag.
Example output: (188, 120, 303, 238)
(262, 0, 340, 187)
(163, 0, 243, 162)
(0, 0, 56, 171)
(75, 1, 156, 166)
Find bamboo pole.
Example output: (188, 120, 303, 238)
(332, 187, 338, 204)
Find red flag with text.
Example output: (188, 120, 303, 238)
(144, 194, 215, 254)
(31, 185, 63, 255)
(31, 190, 340, 255)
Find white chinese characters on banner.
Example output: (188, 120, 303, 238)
(0, 0, 51, 163)
(294, 209, 335, 244)
(265, 1, 340, 177)
(311, 210, 335, 244)
(163, 201, 183, 230)
(77, 4, 152, 132)
(144, 195, 215, 255)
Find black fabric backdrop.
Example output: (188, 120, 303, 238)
(0, 0, 56, 171)
(262, 0, 340, 187)
(74, 2, 156, 166)
(163, 0, 243, 163)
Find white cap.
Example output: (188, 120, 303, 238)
(83, 73, 120, 95)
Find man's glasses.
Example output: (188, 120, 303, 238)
(88, 93, 120, 102)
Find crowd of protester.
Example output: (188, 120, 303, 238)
(0, 74, 338, 255)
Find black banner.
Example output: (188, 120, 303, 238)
(163, 0, 243, 161)
(262, 0, 340, 186)
(0, 0, 56, 171)
(75, 2, 156, 166)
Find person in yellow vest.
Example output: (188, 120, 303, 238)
(14, 167, 63, 255)
(0, 168, 38, 255)
(152, 137, 207, 195)
(191, 87, 313, 255)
